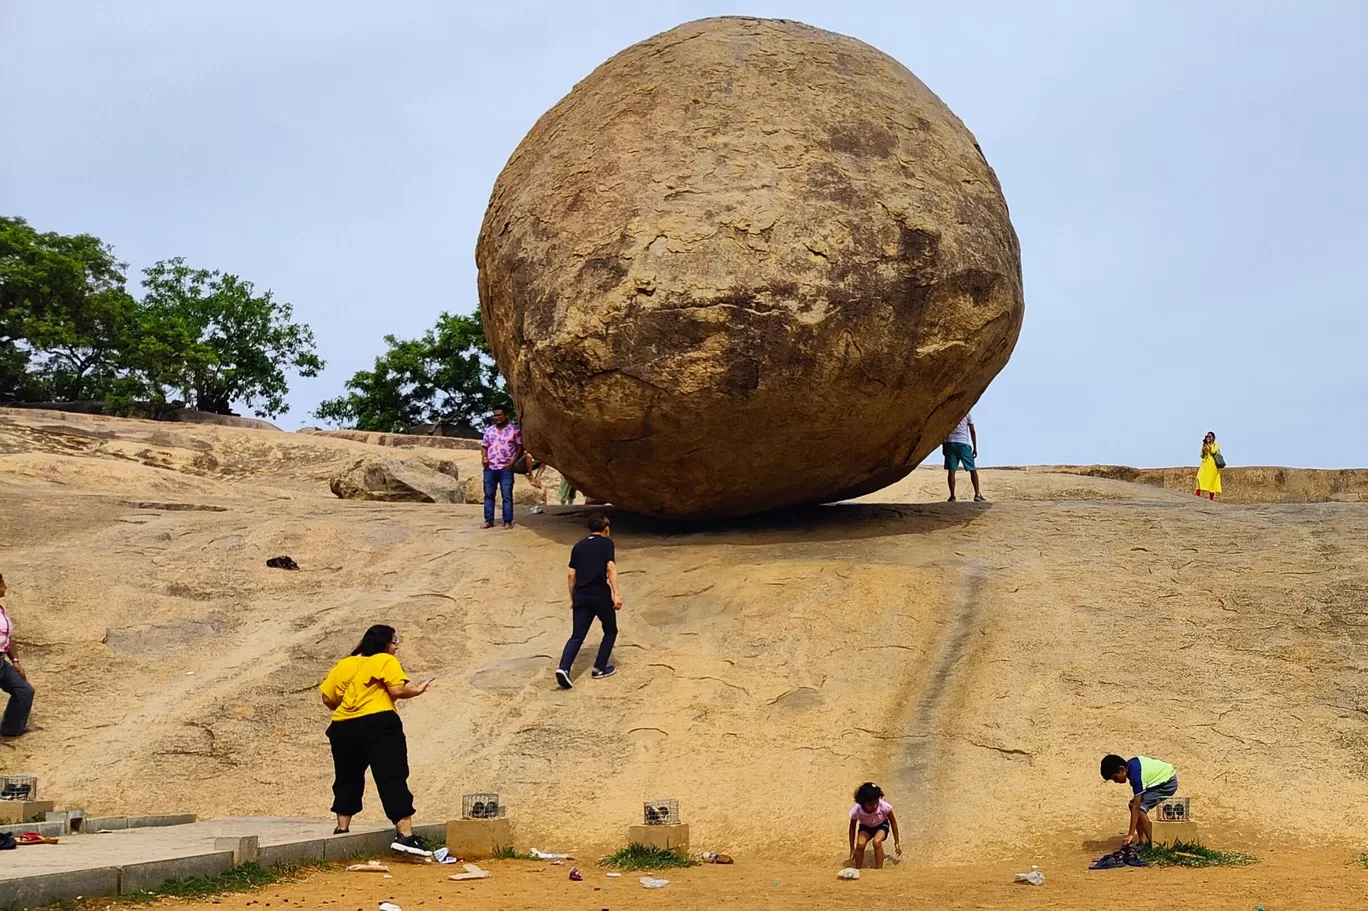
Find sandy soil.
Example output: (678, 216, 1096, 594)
(152, 852, 1368, 911)
(2, 407, 1368, 864)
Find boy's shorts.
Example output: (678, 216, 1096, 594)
(943, 442, 975, 471)
(1136, 776, 1179, 813)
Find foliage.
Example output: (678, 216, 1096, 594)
(315, 311, 508, 432)
(0, 217, 323, 418)
(492, 844, 530, 859)
(599, 844, 699, 871)
(139, 258, 324, 416)
(1138, 840, 1256, 868)
(0, 215, 138, 402)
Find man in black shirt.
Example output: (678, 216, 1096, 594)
(555, 513, 622, 689)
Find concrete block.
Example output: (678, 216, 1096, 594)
(257, 839, 326, 869)
(627, 823, 689, 852)
(43, 808, 85, 834)
(445, 818, 513, 858)
(323, 829, 396, 862)
(1151, 819, 1200, 845)
(119, 851, 235, 895)
(0, 866, 120, 910)
(0, 801, 54, 825)
(0, 820, 66, 838)
(414, 822, 447, 844)
(85, 814, 196, 833)
(214, 835, 259, 866)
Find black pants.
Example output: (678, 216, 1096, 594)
(558, 597, 618, 672)
(326, 711, 415, 824)
(0, 659, 33, 738)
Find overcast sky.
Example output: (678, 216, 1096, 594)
(3, 1, 1365, 467)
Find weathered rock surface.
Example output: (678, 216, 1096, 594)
(329, 456, 462, 503)
(476, 16, 1024, 519)
(460, 473, 548, 507)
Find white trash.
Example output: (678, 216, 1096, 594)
(639, 876, 670, 889)
(528, 848, 572, 860)
(379, 903, 402, 911)
(1014, 865, 1045, 886)
(837, 867, 860, 880)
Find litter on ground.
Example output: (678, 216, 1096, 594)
(838, 868, 860, 880)
(346, 862, 389, 873)
(448, 863, 491, 882)
(529, 848, 572, 859)
(639, 877, 670, 889)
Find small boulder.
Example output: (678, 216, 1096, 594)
(330, 456, 462, 504)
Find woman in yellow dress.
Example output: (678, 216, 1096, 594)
(1195, 431, 1222, 500)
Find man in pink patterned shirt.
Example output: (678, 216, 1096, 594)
(480, 407, 524, 529)
(0, 573, 34, 739)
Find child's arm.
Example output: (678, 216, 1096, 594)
(848, 818, 858, 855)
(888, 810, 902, 853)
(1124, 793, 1143, 844)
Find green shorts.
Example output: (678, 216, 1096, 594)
(943, 442, 975, 471)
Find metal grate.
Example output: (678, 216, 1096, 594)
(642, 799, 680, 826)
(0, 775, 37, 801)
(1154, 797, 1191, 822)
(462, 793, 504, 819)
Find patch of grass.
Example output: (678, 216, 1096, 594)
(599, 843, 698, 871)
(492, 845, 531, 860)
(1139, 840, 1257, 868)
(108, 859, 334, 906)
(1358, 850, 1368, 869)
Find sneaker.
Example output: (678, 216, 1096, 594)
(1088, 852, 1126, 870)
(555, 668, 573, 690)
(333, 827, 349, 835)
(391, 833, 434, 857)
(947, 495, 957, 502)
(973, 494, 987, 502)
(592, 665, 616, 679)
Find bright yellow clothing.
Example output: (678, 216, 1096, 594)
(1196, 443, 1222, 494)
(319, 653, 408, 722)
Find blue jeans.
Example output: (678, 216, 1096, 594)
(0, 659, 34, 737)
(483, 467, 514, 525)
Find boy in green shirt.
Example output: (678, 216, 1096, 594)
(1101, 753, 1177, 847)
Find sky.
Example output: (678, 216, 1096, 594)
(3, 1, 1365, 467)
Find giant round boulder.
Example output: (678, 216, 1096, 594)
(476, 16, 1023, 519)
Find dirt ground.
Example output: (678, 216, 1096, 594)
(152, 852, 1368, 911)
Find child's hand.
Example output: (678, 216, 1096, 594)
(895, 842, 903, 856)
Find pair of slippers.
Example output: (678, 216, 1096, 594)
(1090, 845, 1148, 870)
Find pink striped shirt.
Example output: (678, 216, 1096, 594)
(0, 605, 11, 654)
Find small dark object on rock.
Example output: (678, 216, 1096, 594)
(569, 867, 583, 881)
(266, 556, 300, 570)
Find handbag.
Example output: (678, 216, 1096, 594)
(1213, 451, 1226, 470)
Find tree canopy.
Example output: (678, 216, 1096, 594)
(0, 216, 322, 417)
(315, 312, 509, 433)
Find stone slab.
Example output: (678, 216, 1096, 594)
(445, 818, 512, 858)
(257, 838, 327, 869)
(85, 814, 197, 832)
(0, 821, 66, 839)
(0, 802, 54, 825)
(627, 823, 689, 851)
(0, 865, 120, 910)
(214, 835, 259, 866)
(120, 851, 235, 895)
(1151, 819, 1200, 845)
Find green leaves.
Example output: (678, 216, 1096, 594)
(316, 311, 508, 432)
(1, 217, 322, 418)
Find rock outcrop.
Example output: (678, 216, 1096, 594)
(329, 456, 462, 503)
(476, 16, 1024, 519)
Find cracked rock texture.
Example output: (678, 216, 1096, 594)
(477, 16, 1024, 519)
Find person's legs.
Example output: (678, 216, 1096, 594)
(558, 604, 596, 673)
(593, 599, 618, 671)
(0, 661, 34, 738)
(970, 469, 982, 497)
(367, 713, 416, 833)
(1136, 808, 1153, 846)
(1208, 492, 1216, 501)
(946, 470, 957, 499)
(499, 468, 515, 525)
(852, 831, 872, 868)
(326, 721, 368, 827)
(482, 468, 497, 526)
(871, 828, 888, 869)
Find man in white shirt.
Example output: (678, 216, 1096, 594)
(942, 412, 985, 503)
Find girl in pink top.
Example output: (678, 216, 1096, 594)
(846, 781, 902, 869)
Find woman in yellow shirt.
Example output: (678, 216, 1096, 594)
(319, 624, 432, 855)
(1195, 431, 1222, 500)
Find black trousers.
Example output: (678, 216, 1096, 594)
(558, 597, 618, 672)
(326, 710, 415, 824)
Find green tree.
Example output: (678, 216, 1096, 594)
(315, 311, 508, 432)
(138, 258, 324, 417)
(0, 216, 137, 402)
